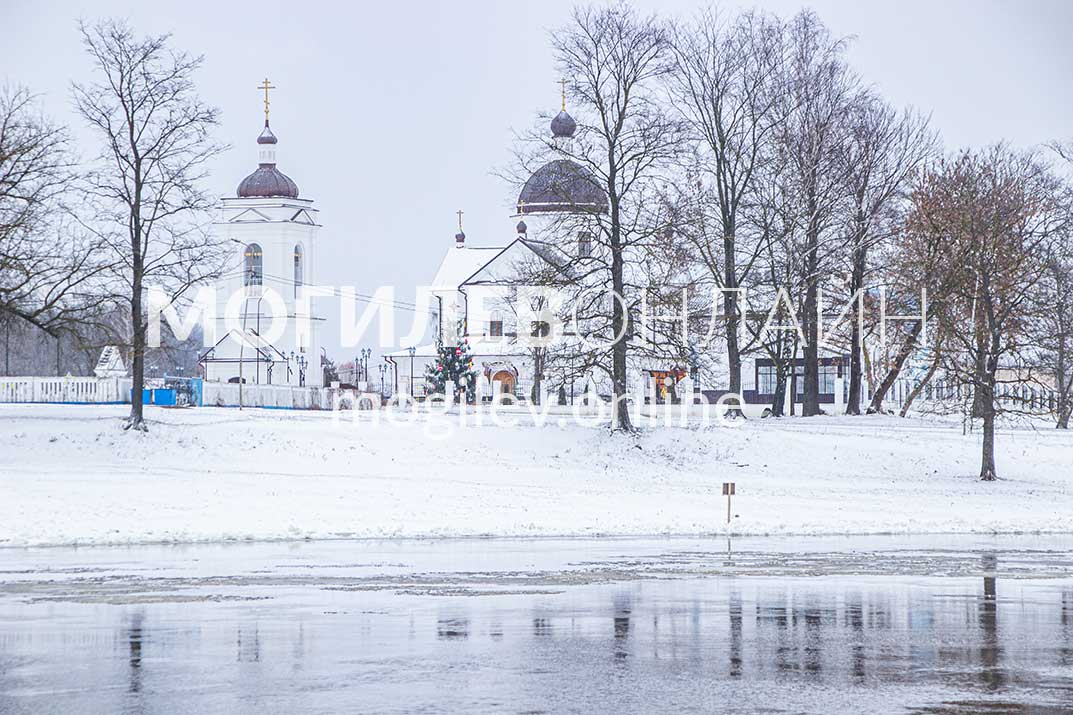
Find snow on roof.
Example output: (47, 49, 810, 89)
(431, 245, 504, 290)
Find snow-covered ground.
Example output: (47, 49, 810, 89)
(0, 403, 1070, 546)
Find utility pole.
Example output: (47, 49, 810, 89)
(408, 346, 416, 397)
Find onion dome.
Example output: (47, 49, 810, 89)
(516, 219, 527, 234)
(517, 159, 607, 215)
(257, 123, 277, 145)
(237, 121, 299, 199)
(550, 110, 577, 138)
(455, 230, 466, 247)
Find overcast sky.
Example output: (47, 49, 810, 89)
(4, 0, 1073, 360)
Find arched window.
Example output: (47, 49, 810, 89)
(293, 244, 304, 297)
(243, 243, 263, 286)
(488, 310, 504, 338)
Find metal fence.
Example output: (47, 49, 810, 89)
(886, 376, 1061, 416)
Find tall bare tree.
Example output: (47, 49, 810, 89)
(73, 19, 227, 431)
(780, 10, 857, 416)
(838, 91, 934, 414)
(668, 10, 788, 415)
(544, 4, 682, 430)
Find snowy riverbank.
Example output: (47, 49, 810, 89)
(1, 403, 1070, 547)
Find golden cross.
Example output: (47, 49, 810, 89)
(518, 199, 526, 215)
(456, 209, 464, 231)
(257, 78, 276, 122)
(559, 78, 567, 111)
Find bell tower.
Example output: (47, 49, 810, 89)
(202, 80, 323, 387)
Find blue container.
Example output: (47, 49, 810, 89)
(152, 389, 177, 406)
(130, 388, 153, 404)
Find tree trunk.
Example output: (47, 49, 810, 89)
(609, 202, 632, 432)
(802, 214, 821, 417)
(126, 191, 147, 432)
(867, 318, 923, 413)
(980, 408, 997, 481)
(770, 368, 786, 417)
(846, 243, 866, 415)
(723, 230, 744, 418)
(802, 278, 820, 416)
(899, 345, 942, 418)
(1056, 333, 1069, 428)
(531, 350, 543, 405)
(978, 339, 999, 481)
(724, 287, 744, 418)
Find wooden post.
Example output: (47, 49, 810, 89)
(722, 482, 735, 525)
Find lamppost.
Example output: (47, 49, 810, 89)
(407, 346, 416, 397)
(361, 348, 371, 383)
(295, 353, 307, 387)
(378, 363, 386, 397)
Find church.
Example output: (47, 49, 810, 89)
(199, 82, 323, 388)
(386, 93, 860, 413)
(196, 82, 857, 413)
(385, 96, 686, 404)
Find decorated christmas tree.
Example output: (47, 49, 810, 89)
(425, 328, 478, 403)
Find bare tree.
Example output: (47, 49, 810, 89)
(72, 19, 227, 431)
(838, 91, 934, 414)
(668, 9, 788, 415)
(742, 133, 802, 416)
(779, 10, 857, 416)
(1, 85, 108, 338)
(542, 4, 682, 430)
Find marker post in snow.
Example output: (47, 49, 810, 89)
(722, 482, 735, 525)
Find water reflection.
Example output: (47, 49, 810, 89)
(978, 552, 1002, 691)
(1, 557, 1072, 713)
(125, 611, 144, 695)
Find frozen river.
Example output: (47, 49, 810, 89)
(1, 535, 1072, 714)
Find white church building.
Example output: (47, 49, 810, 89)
(387, 99, 860, 413)
(199, 106, 323, 388)
(386, 101, 647, 403)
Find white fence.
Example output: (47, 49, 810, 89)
(885, 376, 1061, 416)
(0, 376, 129, 404)
(0, 375, 338, 410)
(201, 381, 336, 410)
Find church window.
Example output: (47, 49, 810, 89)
(531, 320, 551, 338)
(243, 243, 263, 286)
(293, 244, 304, 297)
(489, 320, 504, 337)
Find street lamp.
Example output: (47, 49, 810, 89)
(378, 363, 386, 397)
(295, 353, 307, 387)
(407, 346, 416, 397)
(361, 347, 371, 383)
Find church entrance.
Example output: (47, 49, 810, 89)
(491, 370, 516, 399)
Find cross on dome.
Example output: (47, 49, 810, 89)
(237, 77, 299, 199)
(258, 77, 275, 124)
